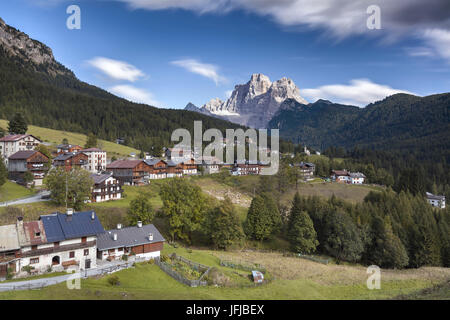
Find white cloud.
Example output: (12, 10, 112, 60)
(301, 79, 415, 107)
(170, 59, 226, 85)
(109, 85, 161, 106)
(421, 28, 450, 63)
(87, 57, 146, 82)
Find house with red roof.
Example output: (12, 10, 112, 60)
(0, 134, 41, 164)
(8, 150, 49, 186)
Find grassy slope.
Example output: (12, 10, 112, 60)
(0, 119, 139, 158)
(1, 244, 448, 300)
(0, 180, 35, 202)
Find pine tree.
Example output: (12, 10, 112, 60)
(244, 196, 273, 241)
(7, 112, 27, 134)
(288, 193, 318, 254)
(84, 133, 98, 149)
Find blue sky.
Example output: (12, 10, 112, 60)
(1, 0, 449, 108)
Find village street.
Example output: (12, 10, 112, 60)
(0, 190, 50, 207)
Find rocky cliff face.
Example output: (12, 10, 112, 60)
(191, 73, 308, 128)
(0, 17, 73, 77)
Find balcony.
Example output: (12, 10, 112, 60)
(20, 241, 96, 258)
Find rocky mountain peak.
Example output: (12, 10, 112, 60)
(0, 17, 73, 77)
(198, 73, 308, 127)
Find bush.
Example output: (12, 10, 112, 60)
(107, 275, 120, 286)
(121, 255, 128, 261)
(21, 265, 34, 274)
(160, 254, 169, 263)
(147, 258, 155, 265)
(205, 267, 230, 287)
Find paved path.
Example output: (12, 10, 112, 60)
(0, 191, 51, 207)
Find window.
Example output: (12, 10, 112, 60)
(54, 242, 60, 247)
(118, 247, 123, 252)
(84, 249, 89, 256)
(69, 251, 75, 258)
(31, 245, 37, 251)
(30, 258, 39, 264)
(81, 237, 87, 243)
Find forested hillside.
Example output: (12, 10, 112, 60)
(0, 47, 243, 152)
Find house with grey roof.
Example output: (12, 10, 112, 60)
(90, 172, 123, 203)
(97, 222, 165, 261)
(426, 192, 446, 209)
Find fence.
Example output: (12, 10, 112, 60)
(297, 254, 329, 265)
(155, 255, 210, 287)
(220, 260, 266, 274)
(0, 257, 149, 292)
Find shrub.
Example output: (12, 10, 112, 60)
(21, 265, 34, 274)
(121, 255, 128, 261)
(107, 275, 120, 286)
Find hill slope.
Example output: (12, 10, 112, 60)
(270, 94, 450, 161)
(0, 18, 243, 152)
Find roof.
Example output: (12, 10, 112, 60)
(56, 144, 81, 149)
(8, 150, 37, 160)
(332, 170, 349, 176)
(82, 148, 104, 152)
(426, 192, 445, 201)
(17, 221, 47, 246)
(91, 172, 113, 184)
(53, 152, 78, 161)
(0, 225, 20, 253)
(349, 172, 366, 178)
(0, 134, 40, 142)
(97, 224, 165, 251)
(107, 159, 144, 169)
(145, 158, 165, 166)
(40, 211, 105, 242)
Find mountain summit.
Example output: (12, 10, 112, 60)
(186, 73, 308, 128)
(0, 17, 73, 77)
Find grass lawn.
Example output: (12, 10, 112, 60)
(0, 119, 139, 159)
(0, 181, 36, 202)
(0, 244, 447, 300)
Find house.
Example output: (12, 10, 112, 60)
(0, 224, 21, 279)
(349, 172, 366, 184)
(91, 173, 123, 203)
(197, 156, 222, 174)
(166, 160, 183, 178)
(8, 150, 49, 186)
(426, 192, 446, 209)
(179, 158, 198, 175)
(18, 210, 104, 273)
(165, 147, 194, 162)
(0, 134, 42, 164)
(53, 152, 88, 171)
(303, 146, 311, 156)
(231, 161, 260, 176)
(82, 148, 107, 173)
(97, 221, 165, 261)
(331, 170, 366, 184)
(107, 159, 151, 185)
(331, 170, 350, 183)
(291, 162, 315, 180)
(145, 159, 169, 179)
(0, 210, 105, 278)
(55, 144, 82, 155)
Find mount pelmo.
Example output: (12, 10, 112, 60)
(186, 73, 308, 128)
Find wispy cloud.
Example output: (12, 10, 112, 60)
(87, 57, 146, 82)
(170, 59, 226, 85)
(109, 85, 161, 107)
(301, 79, 415, 107)
(421, 28, 450, 63)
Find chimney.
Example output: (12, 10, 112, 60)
(67, 208, 73, 216)
(113, 233, 117, 241)
(117, 224, 122, 229)
(149, 233, 153, 241)
(91, 212, 95, 220)
(137, 221, 142, 228)
(17, 216, 24, 228)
